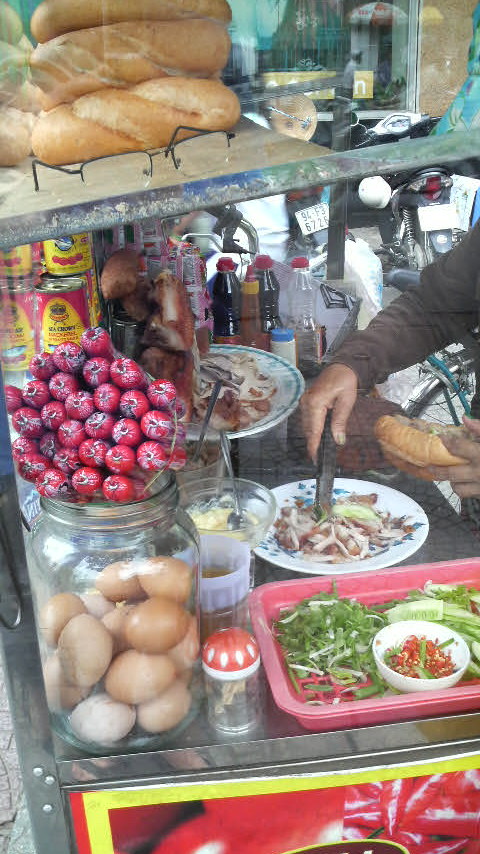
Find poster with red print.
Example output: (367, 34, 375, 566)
(69, 757, 480, 854)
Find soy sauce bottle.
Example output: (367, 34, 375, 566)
(253, 254, 282, 334)
(211, 257, 242, 344)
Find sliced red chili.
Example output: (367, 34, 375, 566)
(380, 777, 414, 835)
(441, 768, 480, 797)
(402, 795, 480, 837)
(343, 804, 382, 828)
(385, 634, 455, 679)
(401, 773, 447, 824)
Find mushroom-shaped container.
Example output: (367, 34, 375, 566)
(202, 628, 262, 734)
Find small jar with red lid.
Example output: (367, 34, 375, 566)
(202, 627, 263, 734)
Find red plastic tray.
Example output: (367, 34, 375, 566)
(249, 558, 480, 731)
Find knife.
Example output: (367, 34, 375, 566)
(314, 410, 337, 520)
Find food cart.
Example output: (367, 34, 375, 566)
(2, 2, 480, 853)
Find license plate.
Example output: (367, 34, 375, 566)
(295, 202, 329, 235)
(417, 203, 459, 232)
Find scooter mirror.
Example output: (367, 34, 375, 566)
(358, 175, 392, 209)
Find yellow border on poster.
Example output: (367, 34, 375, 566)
(80, 753, 480, 854)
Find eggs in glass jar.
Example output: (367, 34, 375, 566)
(39, 555, 199, 749)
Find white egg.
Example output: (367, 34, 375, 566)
(70, 693, 136, 745)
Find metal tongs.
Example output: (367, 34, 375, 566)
(314, 411, 337, 521)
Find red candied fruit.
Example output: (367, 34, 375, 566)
(4, 385, 23, 413)
(72, 466, 104, 496)
(11, 407, 44, 438)
(29, 352, 56, 381)
(52, 342, 86, 373)
(102, 474, 135, 502)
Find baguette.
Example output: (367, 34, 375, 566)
(31, 0, 232, 43)
(382, 449, 437, 482)
(31, 77, 241, 165)
(30, 19, 231, 110)
(0, 105, 34, 165)
(374, 414, 468, 469)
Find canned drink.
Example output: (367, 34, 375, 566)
(42, 233, 94, 276)
(0, 281, 36, 371)
(36, 275, 90, 351)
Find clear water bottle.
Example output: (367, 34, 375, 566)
(253, 255, 282, 334)
(289, 256, 320, 377)
(211, 257, 242, 344)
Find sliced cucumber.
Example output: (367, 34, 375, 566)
(386, 599, 444, 624)
(471, 640, 480, 663)
(332, 503, 380, 523)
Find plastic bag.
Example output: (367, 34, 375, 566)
(343, 236, 383, 329)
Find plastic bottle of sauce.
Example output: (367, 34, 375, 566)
(289, 256, 321, 377)
(253, 254, 283, 334)
(211, 257, 242, 344)
(240, 265, 270, 351)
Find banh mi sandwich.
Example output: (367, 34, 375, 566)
(374, 414, 470, 479)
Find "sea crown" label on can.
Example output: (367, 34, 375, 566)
(42, 233, 93, 276)
(0, 284, 35, 370)
(36, 275, 90, 351)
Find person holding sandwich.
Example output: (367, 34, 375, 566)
(301, 218, 480, 502)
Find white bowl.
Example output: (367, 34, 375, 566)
(372, 620, 470, 693)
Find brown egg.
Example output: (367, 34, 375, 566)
(42, 654, 90, 711)
(39, 593, 87, 647)
(58, 614, 113, 687)
(95, 561, 145, 602)
(137, 680, 192, 733)
(124, 597, 190, 654)
(70, 694, 136, 745)
(101, 605, 133, 655)
(168, 614, 200, 673)
(137, 556, 193, 603)
(105, 650, 175, 704)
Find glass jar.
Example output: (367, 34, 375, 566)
(26, 472, 201, 755)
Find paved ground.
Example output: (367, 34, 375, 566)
(0, 660, 22, 854)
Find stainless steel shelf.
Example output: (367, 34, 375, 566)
(56, 705, 480, 791)
(0, 118, 478, 250)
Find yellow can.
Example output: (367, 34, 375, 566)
(42, 233, 93, 276)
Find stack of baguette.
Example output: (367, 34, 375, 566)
(29, 0, 240, 165)
(0, 0, 40, 166)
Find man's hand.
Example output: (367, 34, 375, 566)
(428, 415, 480, 498)
(300, 364, 358, 461)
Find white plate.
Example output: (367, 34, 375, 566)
(206, 345, 305, 439)
(254, 477, 429, 575)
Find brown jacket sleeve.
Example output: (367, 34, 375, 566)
(330, 221, 480, 391)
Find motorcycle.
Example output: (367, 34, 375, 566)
(355, 113, 459, 270)
(285, 111, 444, 269)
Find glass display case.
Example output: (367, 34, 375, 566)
(2, 2, 480, 853)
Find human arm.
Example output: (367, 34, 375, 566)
(329, 221, 480, 392)
(302, 222, 480, 459)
